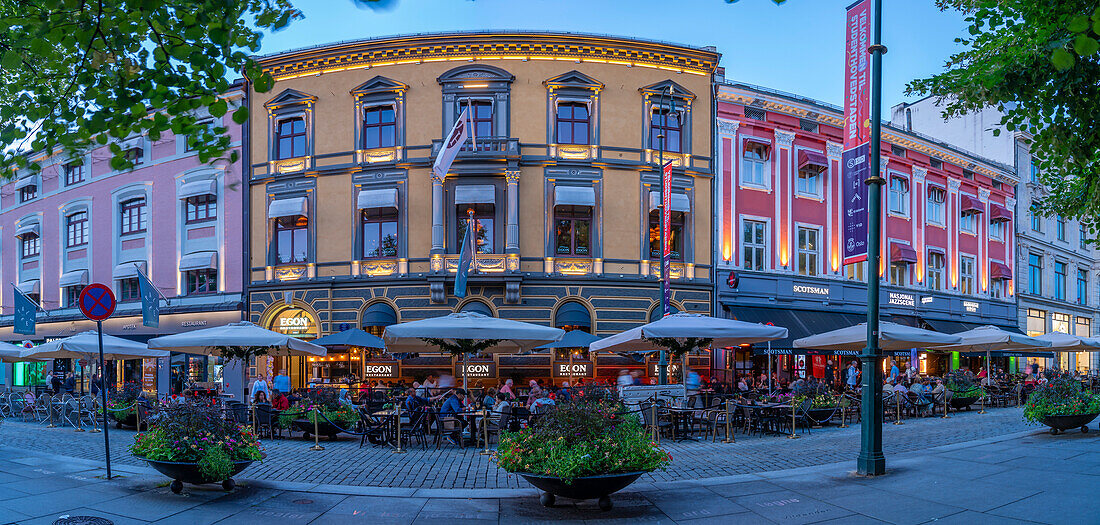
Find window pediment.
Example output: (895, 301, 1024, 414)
(264, 88, 317, 110)
(544, 70, 603, 92)
(351, 76, 409, 97)
(639, 80, 695, 101)
(437, 64, 514, 85)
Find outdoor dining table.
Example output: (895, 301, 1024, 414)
(663, 406, 698, 442)
(736, 403, 794, 436)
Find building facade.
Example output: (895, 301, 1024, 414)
(713, 81, 1019, 380)
(893, 99, 1098, 373)
(245, 32, 718, 388)
(0, 88, 247, 393)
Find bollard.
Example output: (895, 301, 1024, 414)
(894, 395, 903, 425)
(90, 400, 101, 433)
(392, 404, 405, 454)
(47, 397, 57, 428)
(651, 404, 659, 445)
(838, 402, 848, 429)
(978, 388, 986, 414)
(721, 399, 735, 444)
(788, 402, 799, 439)
(941, 393, 950, 419)
(74, 400, 85, 432)
(135, 403, 142, 432)
(480, 410, 492, 455)
(251, 405, 258, 433)
(309, 408, 325, 451)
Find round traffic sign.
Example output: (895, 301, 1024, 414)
(79, 283, 116, 321)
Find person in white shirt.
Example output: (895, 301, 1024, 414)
(249, 375, 269, 402)
(617, 369, 633, 387)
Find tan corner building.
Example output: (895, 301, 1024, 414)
(245, 32, 718, 388)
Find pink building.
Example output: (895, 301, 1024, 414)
(0, 86, 245, 393)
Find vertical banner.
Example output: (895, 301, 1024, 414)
(13, 287, 36, 335)
(661, 161, 674, 314)
(842, 0, 872, 265)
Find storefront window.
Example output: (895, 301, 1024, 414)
(1026, 308, 1046, 337)
(1051, 312, 1071, 334)
(14, 361, 46, 387)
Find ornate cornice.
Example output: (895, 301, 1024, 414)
(716, 119, 740, 136)
(1005, 197, 1017, 207)
(912, 166, 928, 184)
(978, 188, 991, 201)
(826, 142, 843, 159)
(258, 32, 720, 81)
(774, 130, 795, 148)
(505, 169, 521, 184)
(947, 179, 961, 192)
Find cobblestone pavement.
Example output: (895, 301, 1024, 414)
(0, 406, 1032, 489)
(0, 411, 1097, 524)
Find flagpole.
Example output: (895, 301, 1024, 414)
(133, 263, 170, 305)
(468, 208, 477, 275)
(657, 86, 670, 386)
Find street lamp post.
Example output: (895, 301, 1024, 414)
(858, 0, 887, 477)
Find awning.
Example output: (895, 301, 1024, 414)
(14, 175, 37, 191)
(648, 192, 690, 213)
(554, 186, 596, 207)
(267, 197, 309, 219)
(989, 203, 1011, 223)
(179, 251, 218, 271)
(179, 180, 217, 200)
(455, 185, 495, 205)
(554, 301, 591, 328)
(724, 304, 863, 349)
(357, 188, 399, 210)
(59, 269, 88, 288)
(113, 261, 147, 279)
(960, 194, 984, 214)
(920, 318, 1022, 335)
(798, 150, 828, 172)
(14, 223, 39, 238)
(459, 301, 494, 317)
(890, 243, 918, 264)
(960, 350, 1054, 359)
(990, 261, 1012, 280)
(17, 280, 40, 295)
(361, 302, 398, 327)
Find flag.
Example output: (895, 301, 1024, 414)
(454, 215, 475, 298)
(661, 160, 674, 316)
(137, 267, 159, 328)
(432, 107, 470, 179)
(13, 286, 36, 335)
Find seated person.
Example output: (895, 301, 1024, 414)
(253, 390, 269, 405)
(403, 388, 432, 412)
(440, 389, 468, 417)
(482, 387, 497, 410)
(271, 390, 290, 411)
(492, 392, 511, 423)
(556, 382, 572, 403)
(530, 390, 556, 412)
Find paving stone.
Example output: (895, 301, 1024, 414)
(732, 490, 854, 525)
(643, 487, 749, 521)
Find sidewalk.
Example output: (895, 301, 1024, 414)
(1, 420, 1097, 524)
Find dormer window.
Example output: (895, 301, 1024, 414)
(64, 163, 85, 185)
(124, 147, 144, 166)
(19, 185, 36, 202)
(276, 117, 306, 160)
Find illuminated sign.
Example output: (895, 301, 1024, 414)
(457, 361, 496, 378)
(647, 362, 683, 377)
(792, 284, 829, 296)
(963, 301, 980, 313)
(921, 296, 934, 305)
(272, 308, 316, 336)
(553, 362, 593, 378)
(888, 292, 915, 307)
(362, 362, 398, 378)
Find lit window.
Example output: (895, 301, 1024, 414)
(845, 261, 866, 282)
(554, 205, 591, 256)
(457, 204, 496, 255)
(649, 210, 684, 261)
(888, 176, 909, 216)
(889, 262, 908, 286)
(274, 215, 308, 264)
(742, 220, 767, 271)
(1026, 309, 1045, 337)
(796, 227, 819, 276)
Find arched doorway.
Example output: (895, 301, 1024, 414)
(265, 305, 318, 390)
(361, 301, 398, 337)
(459, 300, 494, 317)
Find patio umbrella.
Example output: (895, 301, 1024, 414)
(21, 331, 169, 361)
(0, 341, 44, 363)
(147, 321, 326, 357)
(794, 321, 961, 352)
(383, 311, 565, 387)
(534, 330, 601, 380)
(310, 328, 386, 350)
(1034, 332, 1100, 352)
(589, 312, 788, 384)
(930, 325, 1051, 377)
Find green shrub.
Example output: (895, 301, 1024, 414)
(1023, 374, 1100, 423)
(130, 405, 263, 479)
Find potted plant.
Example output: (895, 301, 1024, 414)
(944, 372, 982, 410)
(105, 382, 149, 429)
(1023, 372, 1100, 435)
(131, 404, 263, 494)
(496, 398, 670, 511)
(278, 389, 360, 440)
(791, 381, 838, 425)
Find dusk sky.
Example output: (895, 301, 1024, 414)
(258, 0, 970, 111)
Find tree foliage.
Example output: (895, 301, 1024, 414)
(908, 1, 1100, 227)
(0, 0, 302, 175)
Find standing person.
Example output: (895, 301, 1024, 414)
(889, 361, 900, 382)
(50, 372, 62, 394)
(418, 373, 439, 398)
(846, 361, 860, 391)
(824, 360, 836, 390)
(250, 374, 270, 402)
(62, 372, 76, 395)
(273, 371, 290, 394)
(616, 369, 633, 388)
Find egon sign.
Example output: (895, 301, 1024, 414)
(553, 362, 592, 378)
(362, 361, 399, 378)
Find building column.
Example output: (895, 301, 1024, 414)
(912, 167, 927, 286)
(431, 174, 444, 254)
(717, 119, 739, 267)
(827, 142, 843, 275)
(774, 130, 795, 270)
(505, 169, 520, 253)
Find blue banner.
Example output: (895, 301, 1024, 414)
(13, 287, 35, 335)
(454, 219, 474, 298)
(842, 142, 870, 264)
(138, 270, 159, 328)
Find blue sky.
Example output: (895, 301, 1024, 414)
(258, 0, 968, 111)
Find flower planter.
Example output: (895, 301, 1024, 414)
(140, 458, 255, 494)
(806, 408, 837, 426)
(519, 471, 646, 511)
(1040, 413, 1099, 435)
(949, 396, 979, 410)
(291, 419, 346, 440)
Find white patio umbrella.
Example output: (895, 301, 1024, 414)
(383, 311, 565, 387)
(1034, 332, 1100, 352)
(0, 341, 43, 363)
(930, 325, 1051, 377)
(20, 331, 169, 361)
(589, 312, 788, 384)
(794, 321, 961, 352)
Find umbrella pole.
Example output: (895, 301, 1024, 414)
(463, 353, 468, 390)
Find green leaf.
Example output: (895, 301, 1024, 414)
(1069, 15, 1089, 33)
(232, 107, 249, 124)
(208, 99, 227, 117)
(1052, 48, 1075, 70)
(1, 51, 20, 69)
(130, 103, 147, 118)
(1075, 35, 1100, 56)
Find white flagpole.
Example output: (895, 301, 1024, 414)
(467, 98, 476, 151)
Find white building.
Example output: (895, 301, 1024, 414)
(892, 98, 1098, 373)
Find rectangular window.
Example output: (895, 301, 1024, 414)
(1078, 269, 1088, 306)
(845, 261, 866, 282)
(66, 211, 88, 247)
(927, 251, 945, 291)
(1030, 161, 1040, 182)
(650, 107, 682, 153)
(1076, 317, 1091, 338)
(64, 286, 82, 308)
(1055, 261, 1067, 300)
(20, 233, 39, 259)
(275, 117, 306, 160)
(992, 180, 1002, 190)
(796, 226, 819, 276)
(362, 207, 399, 258)
(124, 147, 144, 166)
(1056, 215, 1066, 241)
(1081, 228, 1089, 249)
(361, 105, 396, 149)
(796, 168, 820, 197)
(649, 210, 685, 261)
(890, 144, 906, 157)
(555, 102, 590, 145)
(960, 211, 976, 233)
(926, 187, 945, 224)
(889, 262, 908, 286)
(962, 169, 975, 180)
(19, 185, 37, 203)
(990, 278, 1004, 299)
(185, 194, 217, 224)
(1051, 312, 1071, 334)
(119, 278, 140, 302)
(888, 176, 909, 216)
(742, 220, 767, 271)
(1026, 308, 1045, 337)
(120, 197, 147, 234)
(64, 163, 84, 185)
(457, 203, 496, 254)
(959, 255, 975, 295)
(1028, 253, 1043, 295)
(553, 205, 591, 256)
(458, 100, 493, 148)
(741, 142, 768, 187)
(930, 158, 943, 170)
(274, 215, 309, 264)
(185, 269, 218, 295)
(989, 218, 1005, 241)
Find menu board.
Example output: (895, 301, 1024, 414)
(142, 358, 158, 394)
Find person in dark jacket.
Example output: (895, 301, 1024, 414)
(823, 360, 836, 391)
(62, 372, 76, 395)
(50, 372, 62, 394)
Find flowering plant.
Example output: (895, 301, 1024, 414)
(104, 382, 145, 421)
(275, 388, 360, 429)
(131, 405, 263, 481)
(1023, 374, 1100, 423)
(944, 372, 982, 399)
(495, 399, 670, 484)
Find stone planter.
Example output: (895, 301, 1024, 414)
(1040, 413, 1099, 435)
(291, 419, 347, 440)
(806, 407, 838, 426)
(519, 471, 646, 511)
(949, 396, 979, 410)
(140, 458, 255, 494)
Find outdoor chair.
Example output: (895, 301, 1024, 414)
(62, 396, 81, 427)
(16, 392, 34, 422)
(357, 408, 388, 449)
(639, 403, 672, 439)
(907, 392, 933, 417)
(33, 394, 52, 423)
(434, 414, 463, 449)
(0, 393, 12, 417)
(253, 403, 274, 438)
(700, 408, 729, 442)
(404, 410, 431, 449)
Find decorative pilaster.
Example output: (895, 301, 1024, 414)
(431, 173, 444, 256)
(505, 169, 521, 254)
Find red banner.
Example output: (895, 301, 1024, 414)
(661, 161, 673, 314)
(843, 0, 871, 151)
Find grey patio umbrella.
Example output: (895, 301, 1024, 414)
(931, 325, 1052, 377)
(794, 321, 961, 352)
(1034, 332, 1100, 352)
(21, 331, 169, 361)
(0, 341, 43, 363)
